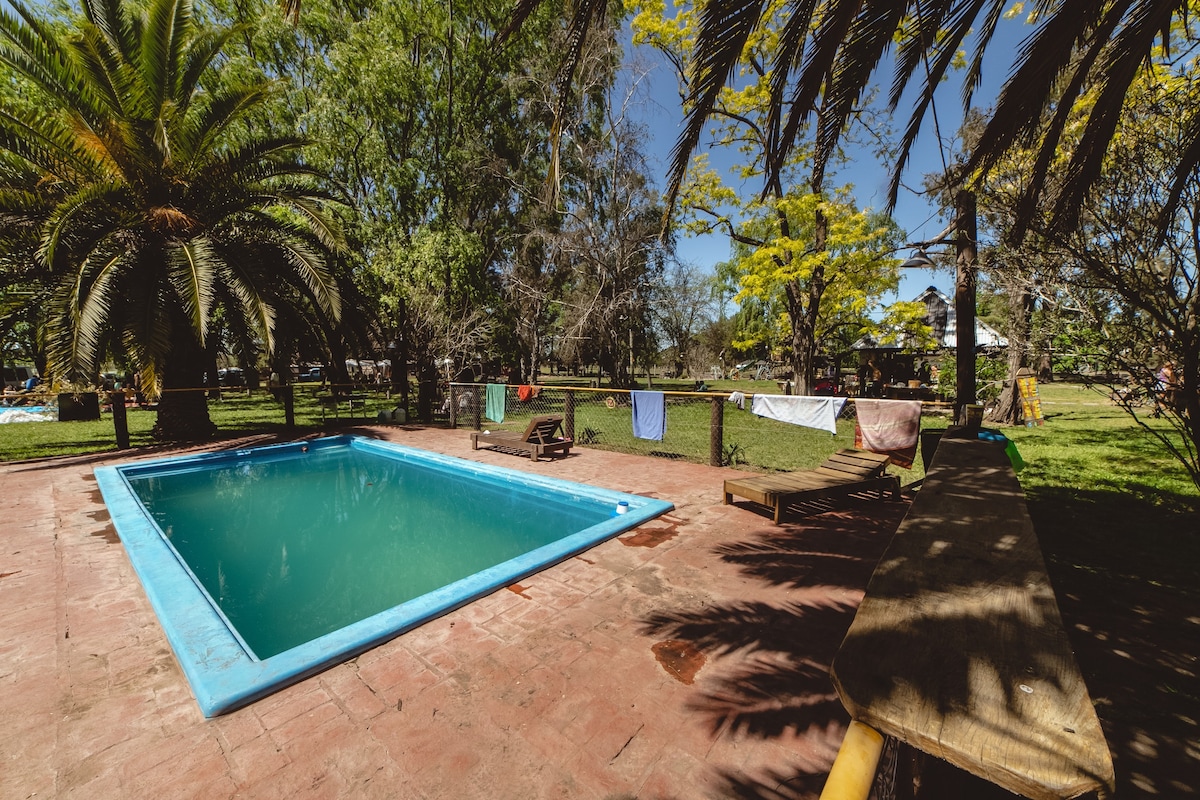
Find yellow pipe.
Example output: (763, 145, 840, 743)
(820, 720, 885, 800)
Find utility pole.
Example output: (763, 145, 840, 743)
(955, 190, 978, 421)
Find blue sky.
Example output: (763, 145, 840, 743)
(621, 14, 1029, 304)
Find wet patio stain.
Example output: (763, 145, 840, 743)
(620, 515, 681, 548)
(652, 639, 706, 685)
(507, 583, 534, 599)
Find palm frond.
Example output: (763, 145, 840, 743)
(166, 237, 217, 344)
(494, 0, 545, 46)
(276, 236, 341, 323)
(665, 0, 767, 214)
(1045, 0, 1179, 234)
(762, 0, 819, 186)
(547, 0, 609, 201)
(219, 262, 277, 356)
(175, 27, 236, 115)
(81, 0, 138, 59)
(47, 244, 126, 380)
(809, 0, 908, 190)
(140, 0, 190, 114)
(177, 83, 276, 165)
(0, 2, 108, 130)
(39, 180, 129, 271)
(0, 106, 108, 184)
(885, 0, 991, 207)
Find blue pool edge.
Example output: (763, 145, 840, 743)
(94, 435, 674, 717)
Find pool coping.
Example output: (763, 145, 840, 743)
(94, 435, 674, 717)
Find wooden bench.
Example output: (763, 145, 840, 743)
(723, 448, 899, 523)
(827, 432, 1114, 799)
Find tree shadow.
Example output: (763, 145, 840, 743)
(639, 502, 909, 798)
(642, 458, 1199, 799)
(1028, 487, 1200, 798)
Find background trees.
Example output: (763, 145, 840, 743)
(631, 0, 917, 393)
(966, 49, 1200, 487)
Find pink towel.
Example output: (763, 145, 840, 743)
(853, 399, 922, 468)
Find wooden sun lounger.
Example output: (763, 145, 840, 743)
(723, 448, 899, 523)
(470, 414, 572, 462)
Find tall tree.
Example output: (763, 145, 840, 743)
(554, 104, 669, 388)
(0, 0, 346, 440)
(632, 0, 915, 392)
(972, 55, 1200, 487)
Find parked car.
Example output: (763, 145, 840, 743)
(217, 368, 245, 387)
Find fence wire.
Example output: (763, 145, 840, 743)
(446, 383, 949, 477)
(4, 381, 949, 479)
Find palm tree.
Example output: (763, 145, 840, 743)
(521, 0, 1194, 242)
(0, 0, 345, 440)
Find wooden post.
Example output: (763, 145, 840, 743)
(710, 395, 724, 467)
(110, 391, 129, 450)
(283, 385, 295, 430)
(564, 390, 575, 441)
(955, 190, 978, 422)
(819, 721, 884, 800)
(448, 384, 457, 428)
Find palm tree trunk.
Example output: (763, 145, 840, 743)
(153, 326, 216, 441)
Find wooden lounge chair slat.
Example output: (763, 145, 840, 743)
(470, 414, 572, 462)
(723, 448, 899, 523)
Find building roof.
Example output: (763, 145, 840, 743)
(852, 286, 1008, 351)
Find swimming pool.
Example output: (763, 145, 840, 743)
(95, 435, 673, 716)
(0, 405, 54, 424)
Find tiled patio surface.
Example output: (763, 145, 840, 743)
(1, 425, 910, 799)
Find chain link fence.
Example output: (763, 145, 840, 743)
(445, 383, 949, 478)
(3, 380, 950, 478)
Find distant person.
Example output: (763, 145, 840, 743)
(23, 374, 40, 391)
(1154, 361, 1179, 416)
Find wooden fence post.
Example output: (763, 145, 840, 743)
(710, 395, 724, 467)
(449, 384, 457, 428)
(283, 385, 295, 430)
(110, 391, 130, 449)
(564, 390, 575, 440)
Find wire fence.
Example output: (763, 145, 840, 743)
(3, 380, 952, 477)
(445, 383, 953, 477)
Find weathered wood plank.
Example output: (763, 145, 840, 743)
(724, 449, 897, 523)
(830, 435, 1114, 799)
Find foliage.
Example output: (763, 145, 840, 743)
(630, 0, 909, 392)
(720, 440, 745, 467)
(969, 52, 1200, 488)
(647, 0, 1200, 252)
(0, 0, 346, 441)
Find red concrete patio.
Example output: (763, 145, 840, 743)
(0, 425, 910, 799)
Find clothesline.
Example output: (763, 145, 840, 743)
(452, 382, 952, 404)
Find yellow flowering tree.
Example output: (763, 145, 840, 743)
(631, 0, 925, 391)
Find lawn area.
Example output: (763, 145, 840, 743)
(0, 386, 390, 462)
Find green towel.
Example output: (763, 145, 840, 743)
(1005, 439, 1025, 472)
(485, 383, 506, 424)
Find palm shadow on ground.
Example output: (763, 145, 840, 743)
(643, 481, 1199, 799)
(640, 500, 910, 798)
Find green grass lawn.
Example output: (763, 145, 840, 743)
(0, 386, 393, 462)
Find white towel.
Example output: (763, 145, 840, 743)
(750, 394, 846, 434)
(727, 391, 746, 410)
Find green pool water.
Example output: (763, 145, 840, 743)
(128, 446, 609, 659)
